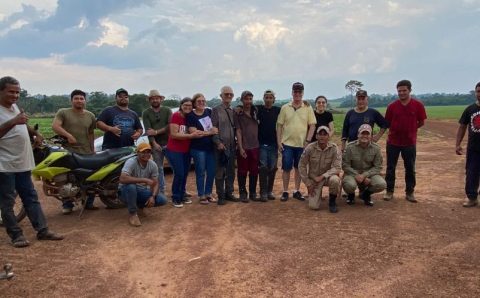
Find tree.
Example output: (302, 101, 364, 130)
(345, 80, 364, 109)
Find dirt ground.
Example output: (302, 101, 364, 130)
(1, 120, 479, 297)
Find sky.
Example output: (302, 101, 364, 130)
(0, 0, 479, 100)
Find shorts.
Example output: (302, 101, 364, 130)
(281, 144, 304, 171)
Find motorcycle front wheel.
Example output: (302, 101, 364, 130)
(0, 195, 27, 226)
(99, 174, 126, 209)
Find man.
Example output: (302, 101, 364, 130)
(341, 90, 388, 152)
(142, 89, 172, 194)
(257, 90, 281, 201)
(119, 142, 167, 227)
(277, 82, 316, 202)
(52, 89, 97, 214)
(97, 88, 143, 150)
(212, 86, 238, 205)
(0, 76, 63, 247)
(456, 82, 480, 207)
(299, 126, 341, 213)
(234, 91, 259, 203)
(343, 124, 386, 206)
(384, 80, 427, 203)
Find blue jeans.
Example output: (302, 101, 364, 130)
(152, 146, 166, 193)
(190, 149, 215, 197)
(0, 171, 48, 240)
(465, 149, 480, 200)
(259, 144, 278, 170)
(385, 144, 416, 194)
(165, 149, 190, 204)
(119, 184, 167, 214)
(281, 144, 304, 171)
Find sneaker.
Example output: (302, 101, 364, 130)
(383, 191, 394, 201)
(405, 193, 417, 203)
(37, 230, 64, 241)
(462, 199, 478, 208)
(62, 207, 73, 215)
(267, 192, 276, 200)
(293, 191, 305, 201)
(225, 193, 240, 202)
(364, 199, 374, 206)
(183, 198, 193, 204)
(260, 193, 268, 202)
(281, 191, 289, 202)
(346, 194, 355, 205)
(11, 235, 30, 248)
(129, 214, 142, 227)
(173, 202, 184, 208)
(217, 198, 226, 205)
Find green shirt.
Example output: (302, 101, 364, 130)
(54, 108, 96, 154)
(342, 141, 383, 177)
(142, 106, 172, 146)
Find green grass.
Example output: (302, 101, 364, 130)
(29, 117, 103, 138)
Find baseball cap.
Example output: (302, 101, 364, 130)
(136, 142, 152, 152)
(241, 90, 253, 99)
(316, 126, 330, 134)
(356, 90, 368, 97)
(358, 124, 372, 134)
(292, 82, 304, 91)
(148, 89, 165, 99)
(116, 88, 129, 96)
(264, 89, 276, 97)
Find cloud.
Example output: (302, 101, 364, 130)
(88, 19, 129, 48)
(234, 19, 291, 50)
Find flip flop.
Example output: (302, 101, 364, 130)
(206, 196, 217, 203)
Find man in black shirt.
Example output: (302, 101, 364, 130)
(257, 90, 281, 201)
(456, 81, 480, 207)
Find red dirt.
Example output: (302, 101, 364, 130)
(1, 119, 479, 297)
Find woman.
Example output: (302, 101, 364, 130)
(187, 93, 218, 204)
(311, 95, 334, 142)
(165, 98, 202, 208)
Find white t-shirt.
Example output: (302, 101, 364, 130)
(0, 104, 35, 172)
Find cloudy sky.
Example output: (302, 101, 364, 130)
(0, 0, 479, 99)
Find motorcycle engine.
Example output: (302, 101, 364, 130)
(58, 183, 80, 198)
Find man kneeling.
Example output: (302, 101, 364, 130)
(299, 126, 341, 213)
(119, 143, 167, 226)
(342, 124, 386, 206)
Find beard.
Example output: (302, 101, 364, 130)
(117, 99, 128, 107)
(150, 102, 160, 108)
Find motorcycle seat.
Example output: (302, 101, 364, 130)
(73, 147, 134, 170)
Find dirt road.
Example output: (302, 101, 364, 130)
(1, 120, 479, 297)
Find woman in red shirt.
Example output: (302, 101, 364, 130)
(165, 98, 202, 207)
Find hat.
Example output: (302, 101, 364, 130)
(356, 90, 368, 97)
(292, 82, 304, 91)
(136, 142, 152, 152)
(264, 89, 276, 97)
(316, 125, 330, 134)
(148, 89, 165, 99)
(116, 88, 129, 96)
(358, 124, 372, 134)
(241, 90, 253, 99)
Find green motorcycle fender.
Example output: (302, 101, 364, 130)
(32, 151, 70, 180)
(86, 153, 136, 182)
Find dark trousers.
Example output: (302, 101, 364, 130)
(465, 150, 480, 200)
(215, 147, 236, 198)
(385, 144, 416, 194)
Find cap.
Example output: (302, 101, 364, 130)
(148, 89, 165, 99)
(116, 88, 129, 96)
(292, 82, 304, 91)
(136, 142, 152, 152)
(264, 89, 276, 97)
(356, 90, 368, 97)
(241, 90, 253, 99)
(316, 125, 330, 134)
(358, 124, 372, 134)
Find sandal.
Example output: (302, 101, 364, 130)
(199, 198, 210, 205)
(12, 236, 30, 248)
(206, 196, 217, 203)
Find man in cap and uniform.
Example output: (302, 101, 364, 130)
(299, 126, 342, 213)
(342, 124, 386, 206)
(142, 89, 172, 194)
(119, 142, 168, 227)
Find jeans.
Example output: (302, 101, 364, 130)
(385, 143, 416, 194)
(190, 149, 215, 197)
(152, 146, 166, 193)
(63, 194, 95, 209)
(259, 144, 278, 170)
(0, 171, 48, 240)
(281, 144, 304, 171)
(215, 147, 236, 198)
(165, 149, 190, 204)
(465, 149, 480, 200)
(119, 184, 167, 214)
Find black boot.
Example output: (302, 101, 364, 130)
(362, 189, 374, 206)
(346, 193, 355, 205)
(267, 168, 277, 200)
(328, 194, 338, 213)
(249, 174, 259, 201)
(259, 167, 269, 201)
(238, 175, 249, 203)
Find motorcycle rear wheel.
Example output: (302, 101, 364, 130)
(99, 174, 125, 209)
(0, 195, 27, 226)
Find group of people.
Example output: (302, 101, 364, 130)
(1, 75, 479, 244)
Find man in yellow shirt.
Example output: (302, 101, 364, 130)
(276, 82, 316, 201)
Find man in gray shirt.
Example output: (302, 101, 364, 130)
(119, 142, 167, 226)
